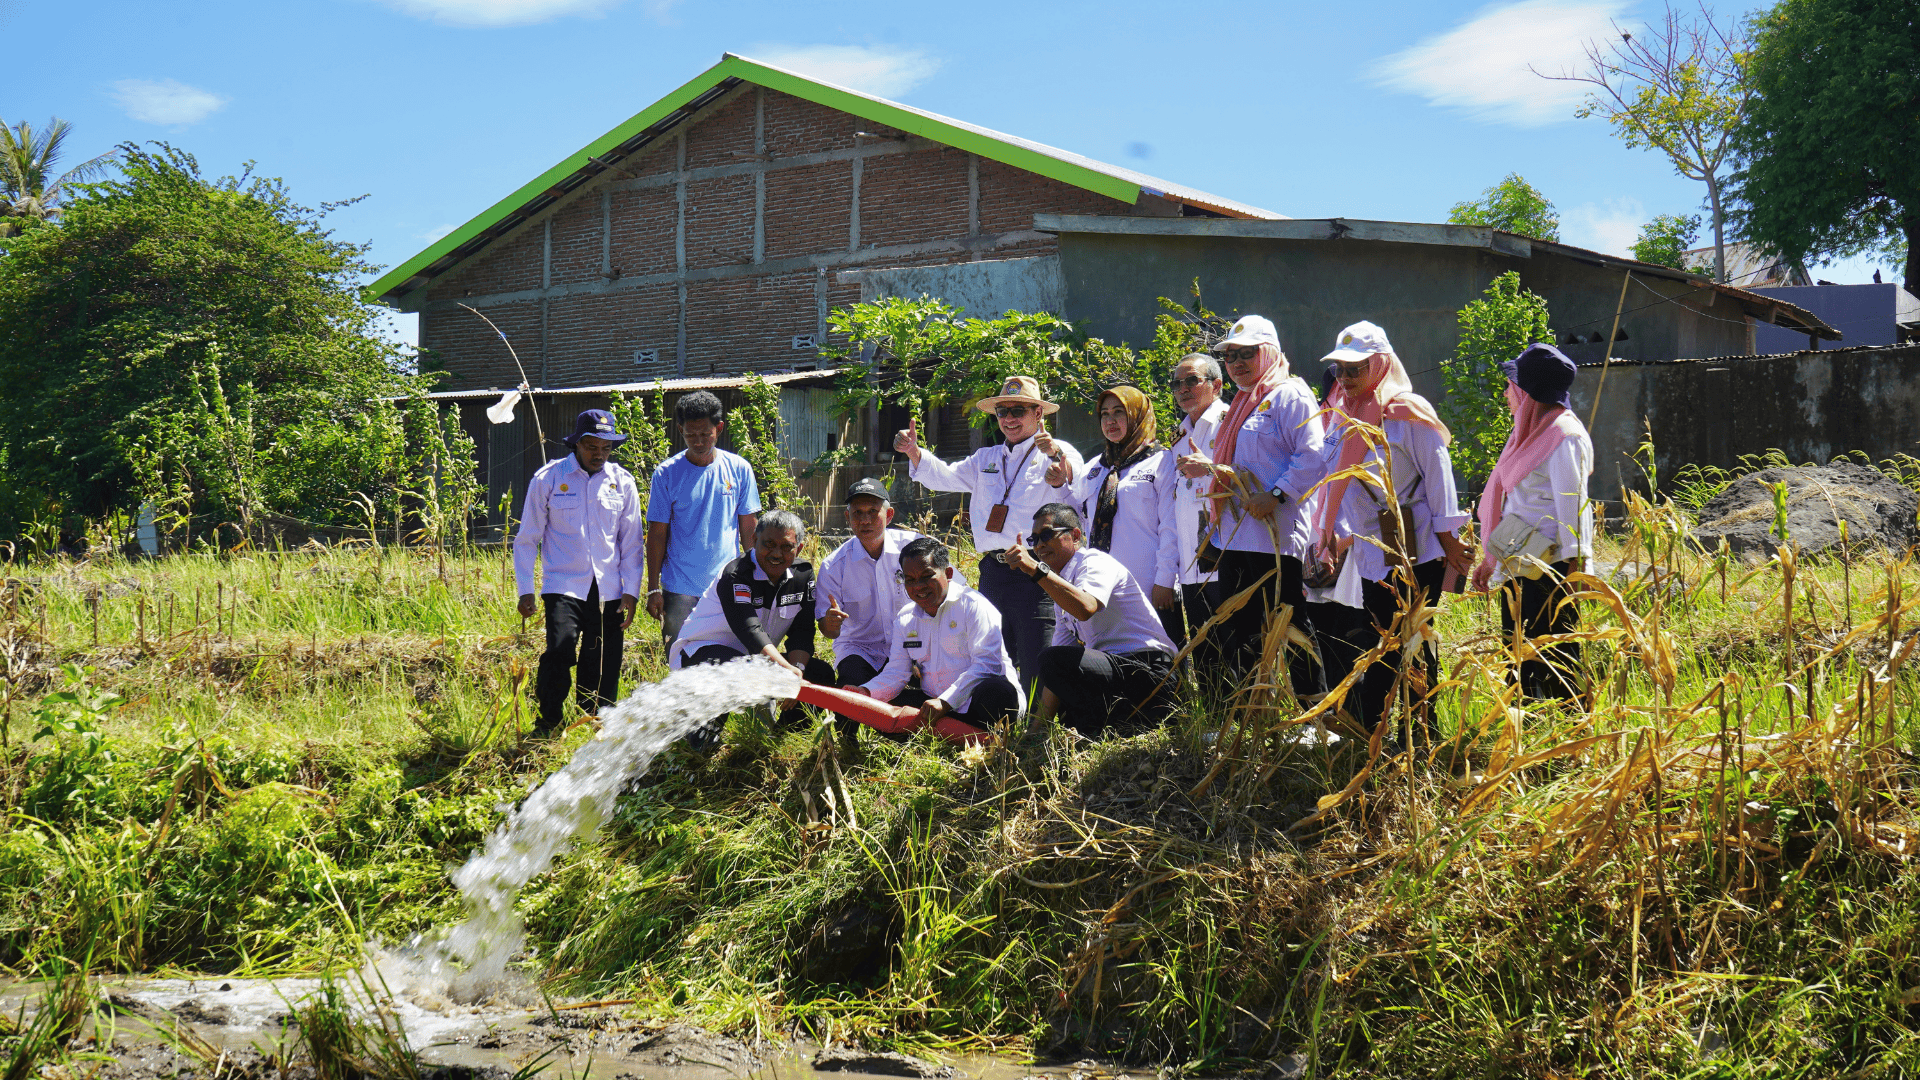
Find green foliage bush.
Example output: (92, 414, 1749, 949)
(1631, 213, 1705, 271)
(1447, 174, 1561, 242)
(0, 144, 455, 545)
(1439, 271, 1554, 483)
(734, 372, 801, 509)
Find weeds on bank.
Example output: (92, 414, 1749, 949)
(0, 487, 1916, 1077)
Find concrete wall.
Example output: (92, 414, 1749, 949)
(1570, 344, 1920, 504)
(1051, 232, 1754, 403)
(418, 84, 1129, 393)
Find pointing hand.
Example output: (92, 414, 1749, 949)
(821, 593, 849, 637)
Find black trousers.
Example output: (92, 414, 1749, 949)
(1315, 559, 1446, 732)
(833, 654, 884, 745)
(893, 676, 1021, 729)
(681, 643, 835, 739)
(977, 554, 1055, 692)
(1039, 645, 1175, 737)
(1501, 561, 1584, 702)
(1176, 580, 1222, 669)
(1210, 550, 1322, 698)
(537, 582, 624, 731)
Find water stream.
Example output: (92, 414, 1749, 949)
(372, 656, 801, 1005)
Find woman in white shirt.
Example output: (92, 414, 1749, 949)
(1471, 343, 1594, 703)
(1307, 322, 1474, 733)
(1072, 385, 1178, 631)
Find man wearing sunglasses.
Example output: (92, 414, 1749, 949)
(1005, 503, 1177, 736)
(895, 375, 1082, 690)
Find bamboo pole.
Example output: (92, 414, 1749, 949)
(1585, 270, 1634, 431)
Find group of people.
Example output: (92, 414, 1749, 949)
(512, 316, 1595, 743)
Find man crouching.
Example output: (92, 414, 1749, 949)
(849, 537, 1023, 734)
(672, 509, 835, 747)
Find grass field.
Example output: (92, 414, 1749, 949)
(2, 502, 1918, 1078)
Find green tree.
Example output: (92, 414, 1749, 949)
(0, 144, 415, 539)
(1632, 213, 1705, 270)
(0, 117, 115, 236)
(607, 382, 673, 503)
(1540, 3, 1748, 282)
(1447, 174, 1561, 242)
(1732, 0, 1920, 293)
(1440, 271, 1554, 483)
(733, 373, 801, 510)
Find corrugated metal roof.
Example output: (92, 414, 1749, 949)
(1033, 214, 1843, 341)
(417, 367, 841, 401)
(367, 53, 1281, 306)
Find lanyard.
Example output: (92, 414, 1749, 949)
(1000, 438, 1040, 505)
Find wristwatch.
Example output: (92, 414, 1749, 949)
(1267, 483, 1290, 503)
(1029, 563, 1049, 583)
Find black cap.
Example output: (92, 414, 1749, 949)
(847, 477, 891, 503)
(1499, 343, 1577, 410)
(562, 408, 627, 446)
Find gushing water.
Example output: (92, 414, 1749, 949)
(371, 657, 801, 1005)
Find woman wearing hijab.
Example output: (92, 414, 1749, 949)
(1471, 343, 1594, 703)
(1072, 385, 1181, 629)
(1307, 321, 1473, 732)
(1178, 315, 1326, 690)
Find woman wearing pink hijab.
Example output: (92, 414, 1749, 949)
(1308, 321, 1473, 732)
(1472, 343, 1594, 703)
(1180, 315, 1326, 692)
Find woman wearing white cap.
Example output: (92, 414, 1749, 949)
(1307, 322, 1472, 734)
(1180, 315, 1326, 692)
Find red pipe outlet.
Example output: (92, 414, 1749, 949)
(794, 682, 991, 747)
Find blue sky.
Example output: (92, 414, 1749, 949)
(11, 0, 1892, 347)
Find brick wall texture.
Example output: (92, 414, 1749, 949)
(421, 83, 1127, 391)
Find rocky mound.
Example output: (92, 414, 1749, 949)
(1691, 463, 1919, 559)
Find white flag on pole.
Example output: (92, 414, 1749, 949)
(486, 389, 522, 425)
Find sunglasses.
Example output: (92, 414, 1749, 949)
(994, 404, 1034, 418)
(1216, 346, 1261, 362)
(1168, 374, 1213, 391)
(1028, 526, 1070, 544)
(1333, 363, 1371, 380)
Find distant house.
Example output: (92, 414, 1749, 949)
(1681, 241, 1812, 289)
(370, 52, 1277, 524)
(1749, 283, 1920, 353)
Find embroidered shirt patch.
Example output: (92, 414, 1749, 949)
(732, 584, 753, 604)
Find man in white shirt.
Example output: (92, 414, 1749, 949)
(851, 537, 1023, 733)
(894, 375, 1081, 690)
(1162, 352, 1229, 658)
(816, 478, 921, 688)
(514, 409, 646, 735)
(1005, 503, 1178, 737)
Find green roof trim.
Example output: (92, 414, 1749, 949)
(368, 53, 1277, 305)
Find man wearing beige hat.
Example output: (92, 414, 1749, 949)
(894, 375, 1082, 689)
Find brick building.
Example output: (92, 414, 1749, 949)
(370, 53, 1275, 525)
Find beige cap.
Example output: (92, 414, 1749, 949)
(974, 375, 1061, 416)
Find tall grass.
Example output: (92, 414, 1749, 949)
(0, 496, 1915, 1077)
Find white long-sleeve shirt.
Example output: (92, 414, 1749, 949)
(861, 580, 1025, 715)
(909, 434, 1084, 552)
(513, 454, 644, 601)
(1312, 417, 1470, 606)
(815, 527, 922, 670)
(1070, 448, 1177, 592)
(1209, 381, 1326, 560)
(1050, 548, 1177, 657)
(1490, 433, 1594, 585)
(1163, 401, 1227, 586)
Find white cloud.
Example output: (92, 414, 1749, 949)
(111, 79, 228, 126)
(1374, 0, 1629, 126)
(373, 0, 629, 27)
(746, 44, 941, 99)
(1565, 197, 1645, 256)
(420, 223, 458, 243)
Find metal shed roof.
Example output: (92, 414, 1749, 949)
(418, 367, 842, 401)
(1032, 215, 1844, 341)
(367, 53, 1281, 307)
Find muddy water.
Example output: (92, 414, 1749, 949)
(7, 976, 1102, 1080)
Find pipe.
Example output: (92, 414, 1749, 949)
(794, 682, 991, 746)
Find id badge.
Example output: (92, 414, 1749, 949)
(985, 503, 1009, 533)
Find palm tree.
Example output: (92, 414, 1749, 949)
(0, 117, 116, 236)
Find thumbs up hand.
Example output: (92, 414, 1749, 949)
(893, 418, 922, 464)
(821, 593, 849, 638)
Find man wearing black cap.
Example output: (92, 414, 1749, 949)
(816, 478, 922, 750)
(514, 409, 646, 735)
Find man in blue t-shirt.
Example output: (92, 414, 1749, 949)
(646, 390, 763, 649)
